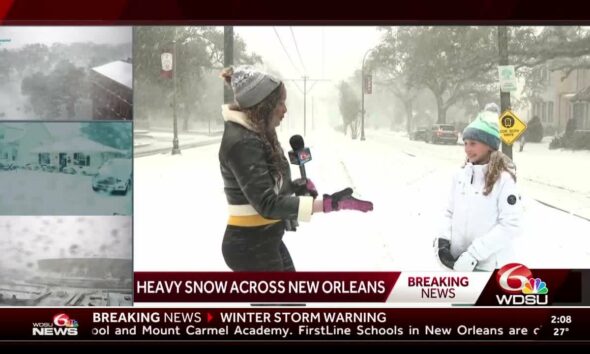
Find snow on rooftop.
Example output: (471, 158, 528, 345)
(31, 136, 124, 153)
(91, 60, 132, 89)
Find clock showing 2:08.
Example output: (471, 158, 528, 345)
(550, 315, 572, 324)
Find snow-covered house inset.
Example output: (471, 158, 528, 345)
(31, 137, 127, 174)
(91, 60, 133, 120)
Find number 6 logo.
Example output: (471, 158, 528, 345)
(497, 263, 533, 294)
(53, 313, 70, 327)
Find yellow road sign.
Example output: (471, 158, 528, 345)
(498, 110, 527, 145)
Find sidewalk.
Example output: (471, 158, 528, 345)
(134, 130, 222, 157)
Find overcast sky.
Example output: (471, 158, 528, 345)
(0, 27, 132, 49)
(235, 26, 382, 84)
(234, 26, 383, 129)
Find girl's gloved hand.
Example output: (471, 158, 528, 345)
(434, 238, 455, 270)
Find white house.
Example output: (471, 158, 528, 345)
(0, 123, 53, 166)
(529, 64, 590, 133)
(30, 136, 126, 173)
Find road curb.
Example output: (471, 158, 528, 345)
(133, 138, 221, 158)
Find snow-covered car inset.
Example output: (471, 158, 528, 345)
(92, 158, 132, 195)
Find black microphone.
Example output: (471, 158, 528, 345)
(288, 134, 312, 181)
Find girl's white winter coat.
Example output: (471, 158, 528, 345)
(441, 163, 523, 271)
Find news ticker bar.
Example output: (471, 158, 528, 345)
(1, 308, 588, 341)
(133, 268, 586, 306)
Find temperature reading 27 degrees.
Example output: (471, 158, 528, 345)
(553, 328, 570, 336)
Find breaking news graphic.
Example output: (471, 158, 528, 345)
(2, 0, 590, 347)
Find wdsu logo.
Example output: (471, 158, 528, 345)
(495, 263, 549, 305)
(32, 313, 79, 336)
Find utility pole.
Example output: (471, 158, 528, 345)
(303, 76, 307, 136)
(219, 26, 234, 136)
(284, 77, 330, 136)
(361, 48, 375, 141)
(498, 26, 512, 159)
(224, 26, 234, 105)
(171, 27, 180, 155)
(311, 96, 314, 131)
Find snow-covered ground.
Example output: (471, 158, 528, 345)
(133, 130, 221, 157)
(0, 170, 132, 215)
(370, 130, 590, 220)
(134, 128, 590, 272)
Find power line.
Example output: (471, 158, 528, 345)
(273, 27, 304, 94)
(283, 79, 305, 95)
(283, 76, 331, 136)
(307, 80, 319, 94)
(289, 27, 307, 75)
(321, 28, 325, 78)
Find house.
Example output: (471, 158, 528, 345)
(30, 136, 126, 173)
(569, 86, 590, 130)
(1, 123, 127, 172)
(529, 64, 590, 134)
(0, 123, 53, 166)
(91, 60, 133, 120)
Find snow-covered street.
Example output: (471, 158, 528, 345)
(134, 128, 590, 272)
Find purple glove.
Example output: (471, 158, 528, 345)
(293, 178, 318, 199)
(323, 188, 373, 213)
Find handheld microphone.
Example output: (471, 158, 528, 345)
(288, 134, 312, 181)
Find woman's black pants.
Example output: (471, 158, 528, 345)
(222, 221, 295, 272)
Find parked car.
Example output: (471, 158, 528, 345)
(0, 162, 17, 171)
(92, 158, 132, 195)
(426, 124, 458, 144)
(61, 166, 77, 175)
(78, 165, 99, 176)
(41, 165, 58, 173)
(410, 127, 428, 141)
(24, 163, 41, 171)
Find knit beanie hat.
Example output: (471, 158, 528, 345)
(484, 102, 500, 114)
(463, 111, 501, 150)
(224, 66, 282, 108)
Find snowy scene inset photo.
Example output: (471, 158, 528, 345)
(134, 26, 590, 273)
(0, 27, 132, 120)
(0, 122, 132, 215)
(0, 216, 132, 306)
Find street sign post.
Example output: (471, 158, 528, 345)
(498, 110, 527, 145)
(364, 74, 372, 94)
(498, 65, 517, 92)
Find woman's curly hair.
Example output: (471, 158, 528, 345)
(221, 67, 288, 183)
